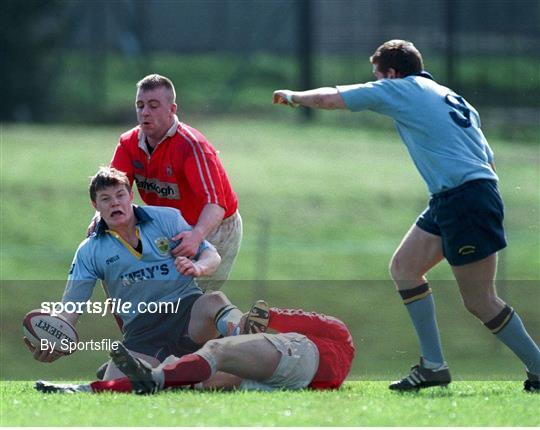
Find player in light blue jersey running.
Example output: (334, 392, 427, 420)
(24, 167, 245, 380)
(272, 40, 539, 392)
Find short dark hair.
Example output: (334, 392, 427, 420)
(136, 74, 176, 103)
(370, 40, 423, 77)
(89, 167, 131, 202)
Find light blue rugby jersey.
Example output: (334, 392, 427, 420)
(337, 72, 498, 194)
(62, 206, 213, 328)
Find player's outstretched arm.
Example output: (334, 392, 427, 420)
(272, 88, 346, 110)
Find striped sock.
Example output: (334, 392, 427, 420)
(214, 305, 243, 337)
(486, 305, 540, 375)
(400, 283, 445, 366)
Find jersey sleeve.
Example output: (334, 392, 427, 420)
(62, 244, 98, 308)
(110, 140, 134, 184)
(337, 80, 402, 116)
(184, 150, 228, 209)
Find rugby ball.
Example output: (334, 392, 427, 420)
(23, 310, 79, 355)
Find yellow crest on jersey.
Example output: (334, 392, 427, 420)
(155, 237, 170, 255)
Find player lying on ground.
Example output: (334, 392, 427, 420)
(35, 300, 356, 393)
(272, 39, 540, 392)
(24, 167, 245, 380)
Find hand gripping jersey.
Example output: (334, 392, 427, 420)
(111, 117, 238, 226)
(62, 206, 214, 330)
(337, 72, 498, 195)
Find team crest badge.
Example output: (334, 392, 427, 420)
(155, 237, 170, 255)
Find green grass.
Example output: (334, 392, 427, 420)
(1, 381, 539, 426)
(1, 120, 539, 425)
(2, 119, 539, 281)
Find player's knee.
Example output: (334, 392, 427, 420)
(389, 253, 408, 281)
(200, 337, 230, 362)
(203, 338, 224, 354)
(205, 291, 229, 307)
(193, 291, 229, 315)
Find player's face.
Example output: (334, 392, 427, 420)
(92, 184, 134, 229)
(136, 87, 177, 143)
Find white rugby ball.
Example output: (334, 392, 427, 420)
(23, 310, 79, 355)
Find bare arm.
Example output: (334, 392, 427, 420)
(272, 87, 347, 110)
(192, 203, 225, 240)
(175, 247, 221, 277)
(172, 203, 225, 258)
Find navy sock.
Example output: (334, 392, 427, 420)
(400, 283, 445, 366)
(486, 305, 540, 375)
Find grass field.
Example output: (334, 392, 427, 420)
(2, 118, 539, 281)
(1, 118, 539, 425)
(1, 381, 539, 426)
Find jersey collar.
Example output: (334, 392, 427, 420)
(95, 205, 154, 236)
(137, 115, 180, 156)
(413, 70, 434, 80)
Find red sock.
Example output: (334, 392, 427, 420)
(162, 354, 212, 389)
(90, 377, 132, 393)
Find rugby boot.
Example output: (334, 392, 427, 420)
(389, 357, 451, 391)
(110, 342, 159, 394)
(524, 371, 540, 392)
(244, 300, 270, 334)
(35, 380, 91, 394)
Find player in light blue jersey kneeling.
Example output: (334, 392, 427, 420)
(24, 167, 244, 380)
(272, 39, 539, 392)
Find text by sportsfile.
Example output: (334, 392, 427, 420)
(40, 338, 120, 355)
(40, 298, 182, 317)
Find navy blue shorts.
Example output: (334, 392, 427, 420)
(123, 293, 203, 362)
(416, 179, 507, 266)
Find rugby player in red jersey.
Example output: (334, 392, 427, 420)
(35, 301, 355, 393)
(94, 74, 241, 292)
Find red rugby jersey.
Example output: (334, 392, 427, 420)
(267, 308, 356, 390)
(111, 120, 238, 226)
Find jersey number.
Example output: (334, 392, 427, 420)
(444, 94, 471, 128)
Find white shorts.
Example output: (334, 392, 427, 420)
(240, 332, 320, 391)
(197, 211, 243, 291)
